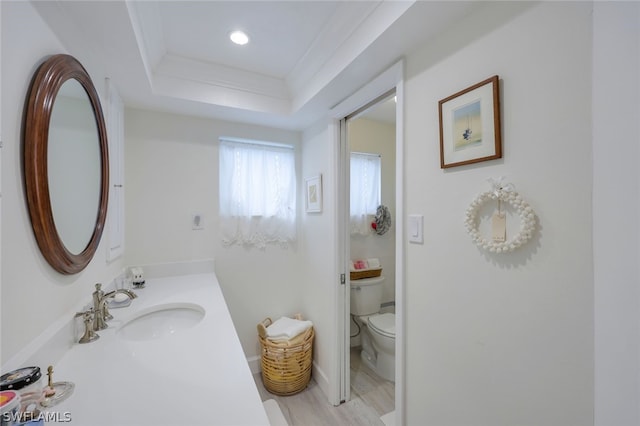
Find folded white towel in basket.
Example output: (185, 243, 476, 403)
(367, 258, 381, 268)
(266, 316, 313, 340)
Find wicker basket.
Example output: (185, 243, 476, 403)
(350, 267, 382, 280)
(257, 316, 314, 396)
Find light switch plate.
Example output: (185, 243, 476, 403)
(408, 214, 423, 244)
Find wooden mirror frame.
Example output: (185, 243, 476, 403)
(24, 54, 109, 275)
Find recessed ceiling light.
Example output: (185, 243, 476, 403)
(229, 30, 249, 46)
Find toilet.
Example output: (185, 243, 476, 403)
(350, 276, 395, 382)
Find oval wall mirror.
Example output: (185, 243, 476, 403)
(24, 54, 109, 275)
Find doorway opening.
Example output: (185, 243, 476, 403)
(330, 60, 404, 426)
(348, 91, 397, 420)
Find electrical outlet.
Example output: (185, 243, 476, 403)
(192, 213, 204, 230)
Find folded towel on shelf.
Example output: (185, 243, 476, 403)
(366, 258, 381, 268)
(266, 316, 313, 341)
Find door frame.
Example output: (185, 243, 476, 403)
(329, 60, 405, 425)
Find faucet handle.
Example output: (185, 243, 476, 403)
(74, 308, 91, 319)
(74, 308, 100, 344)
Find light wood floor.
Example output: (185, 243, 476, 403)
(253, 347, 394, 426)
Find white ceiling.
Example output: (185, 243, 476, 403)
(32, 1, 483, 130)
(156, 2, 346, 78)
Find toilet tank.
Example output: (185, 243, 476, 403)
(350, 276, 385, 316)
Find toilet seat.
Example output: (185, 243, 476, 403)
(367, 313, 395, 338)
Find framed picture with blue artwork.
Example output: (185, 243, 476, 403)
(439, 75, 502, 168)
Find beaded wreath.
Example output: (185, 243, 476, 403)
(464, 180, 536, 253)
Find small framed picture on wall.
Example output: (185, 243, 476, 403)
(439, 75, 502, 168)
(305, 174, 322, 213)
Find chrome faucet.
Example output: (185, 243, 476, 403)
(92, 283, 137, 331)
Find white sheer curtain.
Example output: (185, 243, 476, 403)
(350, 152, 381, 235)
(219, 139, 296, 248)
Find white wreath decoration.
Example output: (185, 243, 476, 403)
(464, 178, 536, 253)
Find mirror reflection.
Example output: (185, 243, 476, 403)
(48, 79, 102, 255)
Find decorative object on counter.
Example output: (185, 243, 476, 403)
(109, 273, 134, 309)
(43, 367, 55, 398)
(257, 314, 314, 396)
(371, 204, 391, 235)
(464, 177, 537, 253)
(39, 366, 74, 408)
(0, 367, 42, 396)
(0, 391, 21, 425)
(129, 267, 146, 288)
(0, 367, 49, 425)
(305, 174, 323, 213)
(107, 297, 132, 309)
(16, 391, 43, 426)
(439, 75, 501, 168)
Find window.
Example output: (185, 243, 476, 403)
(350, 152, 381, 235)
(219, 138, 296, 248)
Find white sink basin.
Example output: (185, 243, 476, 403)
(117, 303, 205, 341)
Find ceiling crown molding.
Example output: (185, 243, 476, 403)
(153, 54, 291, 115)
(31, 0, 485, 130)
(126, 0, 414, 117)
(289, 0, 413, 113)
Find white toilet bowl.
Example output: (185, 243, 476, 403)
(363, 312, 395, 382)
(350, 276, 395, 382)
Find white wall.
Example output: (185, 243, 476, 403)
(298, 119, 338, 397)
(593, 3, 640, 425)
(300, 60, 405, 406)
(124, 108, 304, 358)
(349, 118, 396, 304)
(404, 3, 593, 424)
(1, 1, 124, 364)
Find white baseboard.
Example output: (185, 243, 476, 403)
(381, 410, 395, 426)
(263, 399, 288, 426)
(312, 361, 330, 401)
(247, 355, 261, 375)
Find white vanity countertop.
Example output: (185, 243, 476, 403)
(48, 272, 270, 426)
